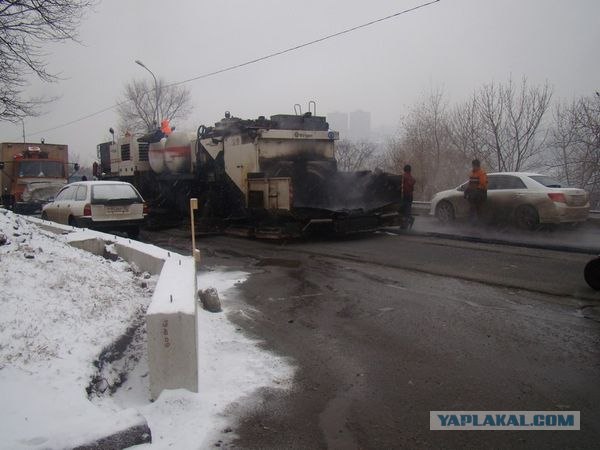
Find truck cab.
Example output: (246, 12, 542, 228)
(0, 143, 70, 214)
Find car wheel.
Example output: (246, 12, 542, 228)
(584, 257, 600, 290)
(435, 201, 455, 224)
(68, 216, 79, 228)
(41, 211, 48, 221)
(514, 205, 539, 231)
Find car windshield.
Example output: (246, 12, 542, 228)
(91, 184, 140, 202)
(17, 161, 64, 178)
(529, 175, 564, 188)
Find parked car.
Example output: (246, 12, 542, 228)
(41, 181, 147, 238)
(430, 172, 590, 230)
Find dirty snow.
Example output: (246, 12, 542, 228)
(0, 209, 294, 449)
(0, 209, 156, 449)
(108, 269, 294, 449)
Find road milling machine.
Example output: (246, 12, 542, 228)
(96, 110, 402, 238)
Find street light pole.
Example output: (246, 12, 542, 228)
(135, 59, 159, 130)
(20, 118, 26, 143)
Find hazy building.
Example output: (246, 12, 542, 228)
(348, 110, 371, 141)
(327, 111, 348, 138)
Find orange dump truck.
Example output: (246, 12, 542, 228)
(0, 142, 70, 214)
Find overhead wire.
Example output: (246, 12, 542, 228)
(27, 0, 441, 137)
(167, 0, 440, 88)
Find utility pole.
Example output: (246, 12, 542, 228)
(20, 118, 26, 143)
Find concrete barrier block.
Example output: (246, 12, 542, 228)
(147, 256, 198, 400)
(114, 242, 165, 276)
(69, 237, 107, 257)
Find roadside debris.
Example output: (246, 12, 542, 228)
(199, 287, 222, 312)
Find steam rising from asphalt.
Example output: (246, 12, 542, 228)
(416, 217, 600, 253)
(293, 170, 401, 213)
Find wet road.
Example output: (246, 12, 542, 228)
(142, 225, 600, 449)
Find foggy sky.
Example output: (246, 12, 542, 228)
(0, 0, 598, 166)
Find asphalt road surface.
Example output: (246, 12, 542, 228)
(142, 223, 600, 449)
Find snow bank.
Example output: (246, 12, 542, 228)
(0, 209, 156, 449)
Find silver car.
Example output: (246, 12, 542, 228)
(430, 172, 589, 230)
(41, 181, 147, 238)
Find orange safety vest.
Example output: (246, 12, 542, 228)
(468, 168, 488, 191)
(161, 119, 172, 135)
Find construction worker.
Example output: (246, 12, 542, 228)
(464, 159, 488, 223)
(400, 164, 415, 229)
(161, 119, 172, 136)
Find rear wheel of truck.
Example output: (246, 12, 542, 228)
(68, 216, 79, 228)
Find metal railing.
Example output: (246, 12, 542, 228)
(412, 201, 431, 216)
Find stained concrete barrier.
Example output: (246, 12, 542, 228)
(113, 241, 167, 276)
(68, 237, 109, 257)
(146, 254, 198, 400)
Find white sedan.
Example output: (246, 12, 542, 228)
(42, 181, 147, 238)
(430, 172, 589, 230)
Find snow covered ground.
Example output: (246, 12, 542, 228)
(115, 270, 294, 449)
(0, 209, 294, 449)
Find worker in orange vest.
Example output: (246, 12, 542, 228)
(464, 159, 488, 223)
(161, 119, 172, 136)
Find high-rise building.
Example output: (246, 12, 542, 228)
(348, 110, 371, 141)
(326, 111, 348, 138)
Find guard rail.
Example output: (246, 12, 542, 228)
(410, 201, 600, 221)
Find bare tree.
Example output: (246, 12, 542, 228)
(449, 96, 492, 166)
(335, 139, 378, 171)
(475, 77, 552, 171)
(550, 94, 600, 207)
(385, 89, 468, 200)
(116, 78, 193, 135)
(420, 88, 447, 180)
(0, 0, 95, 122)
